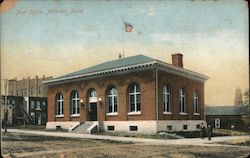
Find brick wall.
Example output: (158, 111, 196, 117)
(47, 68, 205, 122)
(158, 70, 204, 120)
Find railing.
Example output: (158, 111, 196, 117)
(86, 121, 99, 134)
(19, 104, 33, 123)
(68, 122, 81, 132)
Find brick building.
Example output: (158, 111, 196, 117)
(8, 75, 52, 98)
(44, 54, 208, 133)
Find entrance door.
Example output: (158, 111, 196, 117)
(89, 103, 97, 121)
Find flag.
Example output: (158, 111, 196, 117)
(124, 22, 133, 32)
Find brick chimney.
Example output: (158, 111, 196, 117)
(172, 53, 183, 68)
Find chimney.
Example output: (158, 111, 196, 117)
(172, 53, 183, 68)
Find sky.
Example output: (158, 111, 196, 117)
(0, 0, 249, 106)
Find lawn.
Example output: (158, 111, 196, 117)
(2, 132, 249, 158)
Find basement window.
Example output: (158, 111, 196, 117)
(183, 125, 188, 130)
(56, 126, 62, 130)
(167, 125, 172, 131)
(129, 126, 138, 131)
(107, 126, 115, 131)
(196, 124, 200, 129)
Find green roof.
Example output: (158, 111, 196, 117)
(44, 54, 208, 84)
(205, 105, 247, 115)
(61, 54, 155, 78)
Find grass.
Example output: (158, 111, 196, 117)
(94, 131, 180, 139)
(2, 132, 250, 158)
(219, 137, 250, 146)
(212, 128, 249, 136)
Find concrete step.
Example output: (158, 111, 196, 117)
(72, 122, 95, 134)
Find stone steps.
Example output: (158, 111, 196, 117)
(72, 122, 95, 134)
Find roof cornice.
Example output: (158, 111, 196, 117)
(43, 60, 208, 85)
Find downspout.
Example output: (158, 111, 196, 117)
(155, 67, 159, 133)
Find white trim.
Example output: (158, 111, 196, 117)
(55, 115, 64, 118)
(163, 112, 172, 115)
(43, 60, 209, 85)
(70, 114, 80, 117)
(71, 91, 80, 115)
(127, 111, 141, 115)
(193, 113, 200, 116)
(106, 112, 118, 116)
(129, 84, 141, 113)
(107, 87, 118, 113)
(163, 85, 171, 113)
(43, 61, 157, 84)
(179, 112, 187, 115)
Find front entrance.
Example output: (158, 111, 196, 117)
(89, 103, 97, 121)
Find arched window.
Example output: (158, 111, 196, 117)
(90, 89, 97, 98)
(71, 91, 80, 115)
(193, 92, 199, 114)
(163, 85, 171, 113)
(107, 87, 118, 114)
(56, 93, 64, 116)
(129, 84, 141, 113)
(179, 88, 186, 113)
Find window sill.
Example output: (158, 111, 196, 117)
(106, 112, 118, 116)
(55, 115, 64, 118)
(194, 113, 200, 116)
(179, 112, 187, 115)
(70, 114, 80, 117)
(163, 112, 172, 115)
(127, 111, 141, 115)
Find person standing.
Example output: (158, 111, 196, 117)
(207, 125, 212, 140)
(200, 123, 206, 139)
(4, 109, 8, 133)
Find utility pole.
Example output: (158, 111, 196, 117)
(4, 79, 8, 133)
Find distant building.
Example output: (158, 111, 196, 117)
(44, 54, 208, 133)
(1, 96, 47, 125)
(205, 105, 248, 130)
(8, 75, 53, 98)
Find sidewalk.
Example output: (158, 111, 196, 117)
(6, 129, 250, 147)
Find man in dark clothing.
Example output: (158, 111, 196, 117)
(207, 125, 212, 140)
(200, 123, 206, 139)
(4, 109, 8, 133)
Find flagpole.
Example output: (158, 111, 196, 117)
(122, 16, 125, 58)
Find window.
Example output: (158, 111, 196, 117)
(107, 126, 115, 131)
(37, 101, 41, 109)
(11, 99, 15, 105)
(42, 101, 46, 107)
(56, 93, 64, 116)
(179, 88, 186, 113)
(183, 125, 188, 130)
(163, 85, 171, 113)
(129, 126, 138, 131)
(129, 84, 141, 113)
(107, 87, 118, 114)
(196, 124, 201, 129)
(193, 92, 199, 114)
(71, 91, 80, 115)
(39, 86, 42, 94)
(31, 101, 35, 109)
(30, 87, 33, 95)
(167, 125, 172, 131)
(90, 89, 97, 97)
(215, 118, 220, 128)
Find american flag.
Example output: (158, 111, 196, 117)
(124, 22, 133, 32)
